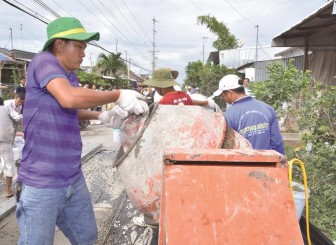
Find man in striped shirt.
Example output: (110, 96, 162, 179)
(16, 17, 148, 245)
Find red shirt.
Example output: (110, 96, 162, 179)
(159, 91, 193, 105)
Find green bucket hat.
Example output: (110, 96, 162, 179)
(144, 68, 179, 88)
(43, 17, 100, 51)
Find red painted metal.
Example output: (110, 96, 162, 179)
(159, 149, 303, 245)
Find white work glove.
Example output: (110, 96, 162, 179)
(98, 105, 129, 128)
(207, 98, 216, 110)
(117, 90, 149, 115)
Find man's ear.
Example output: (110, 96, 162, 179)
(54, 39, 64, 51)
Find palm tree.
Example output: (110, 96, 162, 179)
(95, 52, 127, 77)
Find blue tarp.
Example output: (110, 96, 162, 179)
(0, 53, 14, 62)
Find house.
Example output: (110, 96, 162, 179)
(0, 49, 36, 84)
(272, 1, 336, 86)
(207, 2, 336, 85)
(207, 46, 287, 82)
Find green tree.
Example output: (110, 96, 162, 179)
(252, 60, 336, 239)
(95, 52, 127, 77)
(75, 70, 107, 88)
(184, 61, 236, 108)
(197, 15, 238, 50)
(251, 59, 312, 116)
(184, 61, 235, 96)
(295, 84, 336, 239)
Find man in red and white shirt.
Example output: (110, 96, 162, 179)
(144, 67, 216, 109)
(145, 67, 193, 105)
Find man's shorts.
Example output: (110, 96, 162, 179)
(0, 142, 15, 177)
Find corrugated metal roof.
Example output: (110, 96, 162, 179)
(272, 1, 336, 49)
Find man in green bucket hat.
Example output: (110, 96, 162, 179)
(16, 17, 148, 244)
(142, 67, 216, 108)
(144, 67, 193, 105)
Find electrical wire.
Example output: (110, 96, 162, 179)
(33, 0, 60, 18)
(3, 0, 151, 72)
(97, 0, 151, 48)
(120, 0, 152, 44)
(191, 0, 205, 15)
(77, 0, 149, 61)
(51, 0, 72, 16)
(6, 0, 50, 24)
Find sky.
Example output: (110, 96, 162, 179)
(0, 0, 330, 83)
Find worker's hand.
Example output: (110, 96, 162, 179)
(98, 105, 129, 128)
(207, 98, 216, 110)
(117, 90, 149, 115)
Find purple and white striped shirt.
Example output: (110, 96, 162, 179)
(18, 51, 82, 188)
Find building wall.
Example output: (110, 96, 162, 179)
(254, 56, 305, 82)
(219, 47, 287, 69)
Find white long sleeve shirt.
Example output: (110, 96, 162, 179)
(4, 99, 22, 113)
(0, 105, 22, 144)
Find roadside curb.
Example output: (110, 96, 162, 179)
(0, 197, 15, 221)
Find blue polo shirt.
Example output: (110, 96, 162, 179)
(224, 96, 285, 155)
(18, 51, 82, 188)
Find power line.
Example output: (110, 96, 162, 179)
(90, 41, 151, 72)
(120, 0, 152, 45)
(191, 1, 205, 14)
(5, 0, 50, 24)
(77, 0, 149, 60)
(97, 0, 151, 48)
(34, 0, 60, 18)
(51, 0, 72, 16)
(223, 0, 255, 27)
(3, 0, 151, 72)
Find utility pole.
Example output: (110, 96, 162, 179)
(150, 17, 159, 73)
(128, 58, 131, 85)
(116, 38, 118, 52)
(202, 37, 208, 65)
(89, 52, 92, 71)
(255, 25, 259, 63)
(9, 28, 13, 50)
(20, 24, 23, 50)
(125, 50, 128, 76)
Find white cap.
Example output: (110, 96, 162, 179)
(212, 74, 243, 96)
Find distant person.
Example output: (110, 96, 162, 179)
(15, 77, 26, 95)
(144, 68, 193, 105)
(212, 74, 285, 154)
(185, 85, 192, 95)
(4, 92, 25, 114)
(195, 87, 200, 93)
(243, 77, 254, 97)
(0, 97, 22, 198)
(16, 17, 148, 245)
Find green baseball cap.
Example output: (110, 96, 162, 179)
(43, 17, 100, 51)
(144, 68, 179, 88)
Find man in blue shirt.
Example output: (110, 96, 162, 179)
(212, 74, 285, 155)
